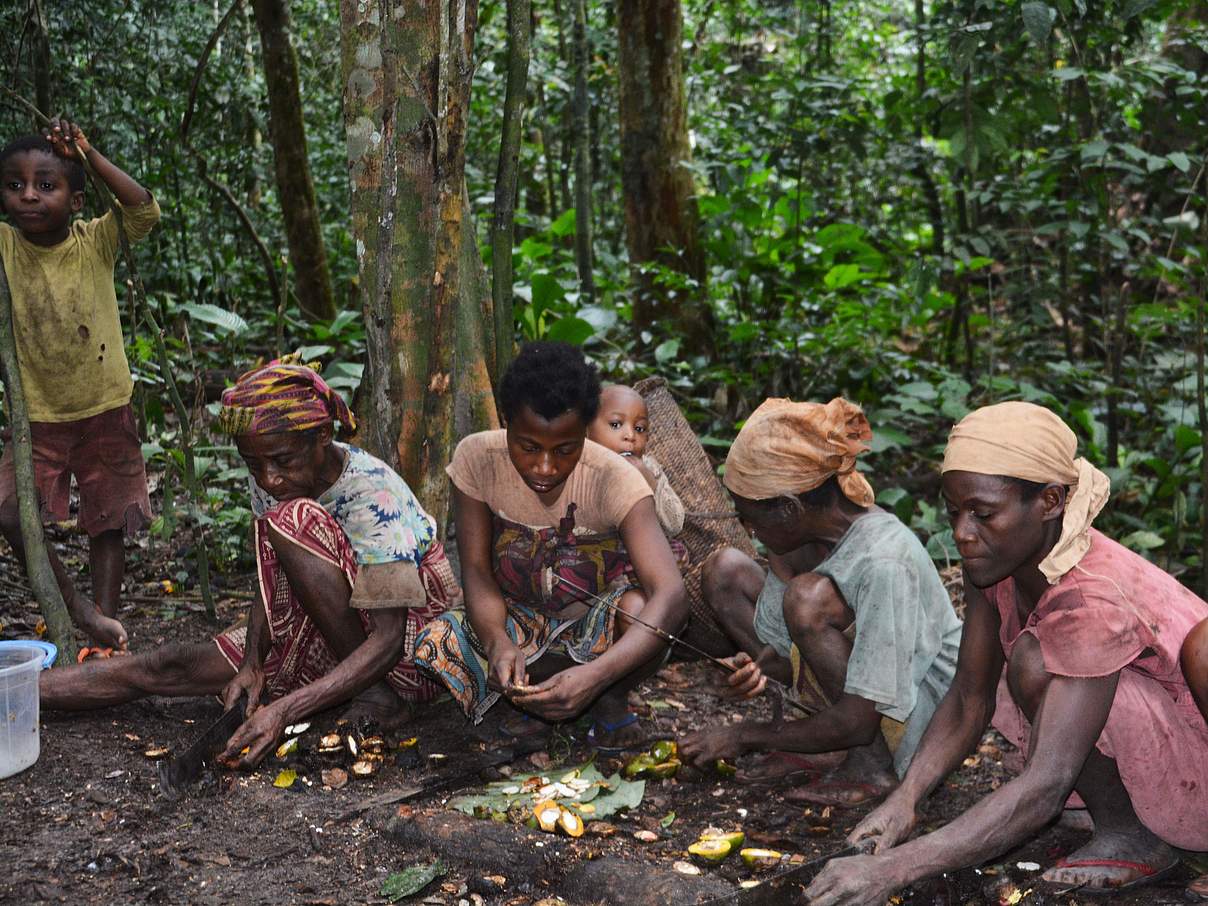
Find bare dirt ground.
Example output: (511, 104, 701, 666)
(0, 530, 1201, 905)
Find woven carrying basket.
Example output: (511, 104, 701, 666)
(634, 377, 757, 652)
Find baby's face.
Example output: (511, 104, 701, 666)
(589, 386, 649, 458)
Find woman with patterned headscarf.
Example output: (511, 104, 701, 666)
(806, 401, 1208, 904)
(39, 361, 459, 768)
(679, 398, 962, 806)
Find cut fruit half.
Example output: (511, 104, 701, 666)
(739, 848, 783, 870)
(534, 800, 562, 833)
(688, 838, 734, 864)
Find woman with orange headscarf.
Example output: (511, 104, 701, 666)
(679, 398, 961, 804)
(806, 401, 1208, 904)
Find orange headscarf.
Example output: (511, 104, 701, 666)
(941, 401, 1110, 584)
(723, 397, 875, 506)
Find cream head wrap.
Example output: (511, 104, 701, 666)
(723, 397, 875, 506)
(941, 401, 1110, 584)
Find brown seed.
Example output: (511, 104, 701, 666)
(322, 768, 349, 789)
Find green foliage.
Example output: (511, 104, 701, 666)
(469, 0, 1208, 583)
(448, 762, 646, 820)
(4, 0, 1206, 590)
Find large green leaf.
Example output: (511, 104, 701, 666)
(1021, 3, 1054, 43)
(823, 263, 869, 289)
(655, 339, 681, 364)
(926, 529, 957, 564)
(549, 208, 577, 238)
(448, 762, 645, 820)
(381, 861, 446, 902)
(1121, 530, 1165, 552)
(178, 303, 249, 335)
(1121, 0, 1159, 18)
(530, 273, 565, 314)
(546, 315, 595, 345)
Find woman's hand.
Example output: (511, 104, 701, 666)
(509, 664, 599, 720)
(486, 639, 528, 691)
(718, 652, 767, 699)
(803, 852, 904, 906)
(218, 701, 288, 770)
(221, 660, 267, 718)
(679, 724, 749, 768)
(846, 791, 919, 854)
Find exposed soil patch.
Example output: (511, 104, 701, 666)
(0, 533, 1198, 905)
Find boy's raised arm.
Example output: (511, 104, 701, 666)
(46, 116, 152, 207)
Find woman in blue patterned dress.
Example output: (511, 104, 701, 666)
(39, 362, 460, 767)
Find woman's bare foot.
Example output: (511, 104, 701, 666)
(736, 749, 847, 786)
(1040, 829, 1179, 892)
(340, 681, 413, 730)
(499, 708, 554, 741)
(784, 739, 896, 806)
(1188, 872, 1208, 901)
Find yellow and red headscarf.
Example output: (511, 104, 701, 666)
(723, 397, 875, 506)
(217, 360, 355, 437)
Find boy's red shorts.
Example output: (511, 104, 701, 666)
(0, 403, 151, 537)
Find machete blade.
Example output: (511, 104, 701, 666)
(158, 698, 247, 796)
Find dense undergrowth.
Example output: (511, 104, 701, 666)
(1, 0, 1206, 591)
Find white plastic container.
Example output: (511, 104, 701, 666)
(0, 644, 45, 779)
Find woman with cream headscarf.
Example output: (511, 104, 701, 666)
(678, 398, 962, 804)
(806, 401, 1208, 905)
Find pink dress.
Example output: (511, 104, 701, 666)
(988, 530, 1208, 850)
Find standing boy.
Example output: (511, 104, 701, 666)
(0, 117, 160, 653)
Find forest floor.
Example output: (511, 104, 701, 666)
(0, 529, 1202, 906)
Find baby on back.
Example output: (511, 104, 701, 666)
(587, 384, 684, 536)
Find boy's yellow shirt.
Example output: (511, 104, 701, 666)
(0, 197, 160, 422)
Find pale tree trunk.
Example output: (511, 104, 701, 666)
(616, 0, 710, 351)
(341, 0, 498, 534)
(0, 262, 77, 663)
(252, 0, 337, 322)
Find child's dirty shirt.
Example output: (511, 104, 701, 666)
(0, 197, 160, 422)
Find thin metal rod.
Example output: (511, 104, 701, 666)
(551, 574, 811, 716)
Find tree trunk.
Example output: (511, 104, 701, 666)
(0, 262, 77, 663)
(570, 0, 596, 303)
(491, 0, 531, 380)
(616, 0, 710, 351)
(241, 2, 265, 208)
(252, 0, 337, 322)
(30, 0, 53, 121)
(341, 0, 497, 534)
(1199, 252, 1208, 598)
